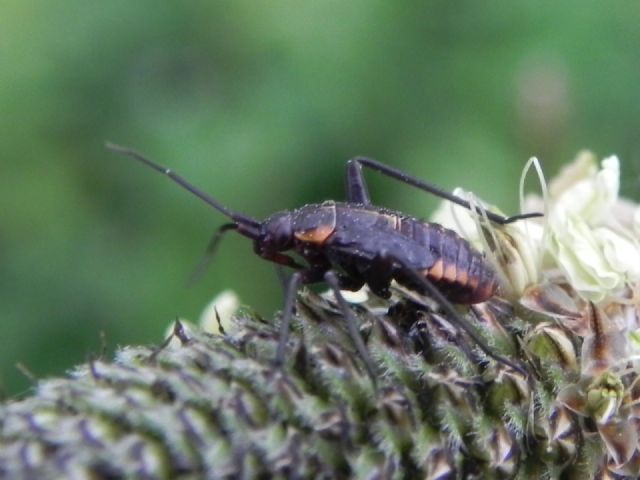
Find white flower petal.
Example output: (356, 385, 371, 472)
(548, 150, 598, 199)
(551, 155, 619, 227)
(548, 217, 622, 302)
(594, 227, 640, 281)
(633, 207, 640, 238)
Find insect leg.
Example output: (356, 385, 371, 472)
(275, 265, 292, 295)
(381, 252, 527, 376)
(275, 271, 303, 367)
(345, 159, 372, 205)
(324, 271, 378, 388)
(349, 156, 542, 224)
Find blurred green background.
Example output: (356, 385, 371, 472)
(3, 1, 640, 396)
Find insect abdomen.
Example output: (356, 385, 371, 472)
(406, 221, 498, 304)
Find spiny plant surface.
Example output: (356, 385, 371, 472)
(2, 152, 640, 479)
(0, 294, 566, 479)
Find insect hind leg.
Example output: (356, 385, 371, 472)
(345, 158, 372, 205)
(379, 251, 527, 376)
(349, 156, 542, 225)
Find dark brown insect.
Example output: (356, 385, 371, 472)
(284, 202, 498, 304)
(107, 144, 540, 380)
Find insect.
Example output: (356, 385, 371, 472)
(107, 143, 540, 380)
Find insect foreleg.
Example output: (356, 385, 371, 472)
(274, 269, 377, 389)
(275, 271, 303, 367)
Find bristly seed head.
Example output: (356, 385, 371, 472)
(430, 151, 640, 476)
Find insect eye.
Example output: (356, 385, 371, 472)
(266, 215, 293, 250)
(276, 220, 292, 246)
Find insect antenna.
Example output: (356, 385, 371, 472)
(106, 142, 262, 238)
(188, 223, 238, 286)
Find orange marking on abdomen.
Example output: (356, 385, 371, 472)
(466, 275, 479, 293)
(456, 269, 469, 287)
(442, 263, 457, 283)
(426, 259, 444, 281)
